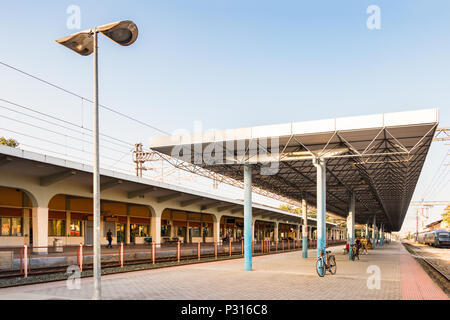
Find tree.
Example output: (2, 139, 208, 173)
(0, 137, 19, 148)
(279, 204, 302, 215)
(442, 205, 450, 230)
(279, 204, 331, 221)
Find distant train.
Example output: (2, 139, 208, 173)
(417, 230, 450, 248)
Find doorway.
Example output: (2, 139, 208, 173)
(116, 223, 125, 244)
(85, 221, 93, 245)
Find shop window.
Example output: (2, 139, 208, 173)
(191, 227, 200, 237)
(1, 217, 23, 236)
(48, 219, 66, 236)
(176, 227, 185, 237)
(161, 225, 171, 237)
(131, 224, 150, 237)
(203, 226, 213, 237)
(70, 220, 82, 236)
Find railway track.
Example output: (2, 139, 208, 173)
(403, 242, 450, 283)
(0, 242, 337, 288)
(0, 245, 314, 283)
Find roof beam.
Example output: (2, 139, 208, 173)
(201, 201, 223, 210)
(157, 192, 182, 203)
(260, 212, 273, 219)
(100, 179, 123, 191)
(218, 204, 240, 212)
(180, 197, 205, 207)
(231, 207, 243, 214)
(40, 169, 76, 186)
(128, 187, 156, 199)
(0, 156, 13, 167)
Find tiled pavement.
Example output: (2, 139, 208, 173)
(0, 241, 447, 300)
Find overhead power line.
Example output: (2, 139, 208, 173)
(0, 98, 133, 148)
(0, 60, 170, 136)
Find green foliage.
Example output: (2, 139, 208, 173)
(279, 204, 332, 221)
(279, 204, 302, 215)
(0, 137, 19, 148)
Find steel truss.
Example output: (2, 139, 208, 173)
(135, 125, 437, 231)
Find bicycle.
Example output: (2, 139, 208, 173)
(316, 247, 337, 277)
(350, 244, 360, 261)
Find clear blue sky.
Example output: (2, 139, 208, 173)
(0, 1, 449, 232)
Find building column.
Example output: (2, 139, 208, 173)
(66, 211, 71, 241)
(244, 164, 253, 271)
(23, 208, 30, 245)
(32, 207, 48, 254)
(365, 222, 369, 242)
(151, 213, 162, 248)
(274, 221, 279, 242)
(347, 192, 355, 260)
(377, 224, 381, 245)
(313, 158, 326, 258)
(214, 215, 222, 244)
(372, 215, 376, 250)
(126, 216, 131, 244)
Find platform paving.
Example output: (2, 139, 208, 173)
(0, 241, 447, 300)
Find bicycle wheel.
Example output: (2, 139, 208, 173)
(351, 248, 356, 261)
(328, 255, 337, 275)
(316, 257, 325, 277)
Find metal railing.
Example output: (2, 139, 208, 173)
(0, 240, 346, 279)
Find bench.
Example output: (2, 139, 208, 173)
(163, 237, 179, 244)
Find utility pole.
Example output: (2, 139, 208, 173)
(415, 208, 419, 242)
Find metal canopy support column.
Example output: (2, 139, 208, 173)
(380, 223, 384, 246)
(302, 198, 308, 258)
(313, 158, 326, 258)
(372, 215, 376, 250)
(347, 192, 355, 260)
(244, 164, 252, 271)
(365, 221, 369, 242)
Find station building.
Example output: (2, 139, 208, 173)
(0, 145, 344, 251)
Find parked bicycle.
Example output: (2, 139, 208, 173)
(316, 247, 337, 277)
(351, 244, 360, 261)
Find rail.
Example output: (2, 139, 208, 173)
(0, 240, 346, 280)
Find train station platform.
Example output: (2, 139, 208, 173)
(0, 241, 447, 300)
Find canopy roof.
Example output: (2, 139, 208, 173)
(150, 109, 439, 231)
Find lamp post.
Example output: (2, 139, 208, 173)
(56, 20, 138, 300)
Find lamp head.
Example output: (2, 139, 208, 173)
(55, 30, 94, 56)
(98, 20, 138, 46)
(55, 20, 138, 56)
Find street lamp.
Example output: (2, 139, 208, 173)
(56, 20, 138, 300)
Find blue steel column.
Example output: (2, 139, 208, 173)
(347, 192, 355, 260)
(380, 223, 384, 246)
(372, 215, 376, 250)
(301, 198, 308, 258)
(244, 164, 252, 271)
(313, 158, 326, 258)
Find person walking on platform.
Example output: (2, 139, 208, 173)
(354, 237, 361, 260)
(106, 229, 113, 248)
(361, 237, 368, 255)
